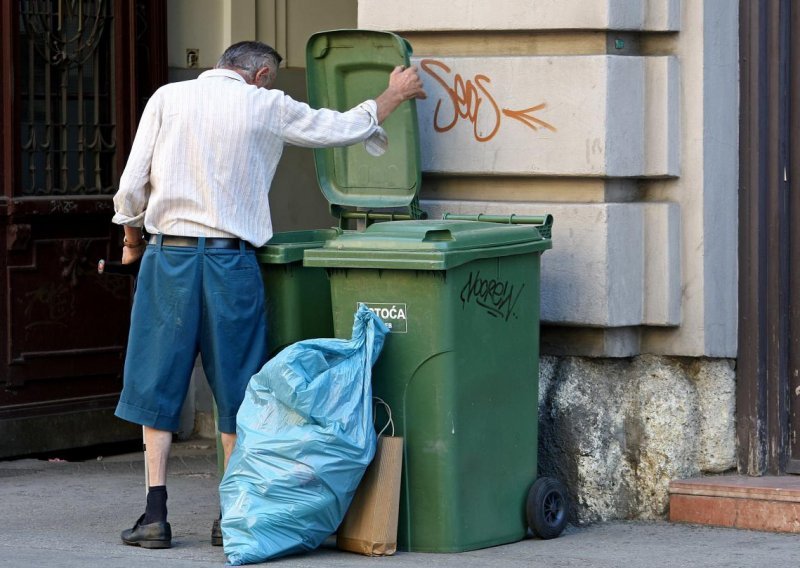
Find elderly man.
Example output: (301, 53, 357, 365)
(112, 40, 426, 549)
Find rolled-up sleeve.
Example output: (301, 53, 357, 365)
(112, 93, 162, 227)
(279, 97, 388, 156)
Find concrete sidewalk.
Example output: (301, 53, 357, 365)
(0, 441, 796, 568)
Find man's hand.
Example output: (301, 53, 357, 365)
(122, 243, 145, 265)
(375, 65, 427, 123)
(389, 65, 427, 101)
(122, 226, 146, 264)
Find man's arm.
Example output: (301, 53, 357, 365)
(113, 92, 162, 263)
(279, 65, 426, 152)
(374, 65, 427, 123)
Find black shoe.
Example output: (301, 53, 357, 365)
(211, 518, 223, 546)
(121, 514, 172, 549)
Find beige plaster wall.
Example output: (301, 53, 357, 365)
(360, 0, 738, 358)
(360, 0, 681, 32)
(168, 0, 357, 69)
(640, 1, 738, 357)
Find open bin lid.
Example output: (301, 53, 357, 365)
(306, 30, 422, 214)
(303, 220, 552, 271)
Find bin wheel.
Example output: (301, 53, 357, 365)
(527, 477, 568, 539)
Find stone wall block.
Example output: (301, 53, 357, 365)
(538, 357, 636, 522)
(414, 56, 629, 177)
(689, 359, 737, 472)
(537, 354, 560, 409)
(644, 57, 681, 177)
(642, 202, 681, 326)
(359, 0, 681, 31)
(538, 355, 734, 522)
(413, 54, 677, 178)
(423, 199, 680, 335)
(643, 0, 682, 31)
(626, 356, 700, 518)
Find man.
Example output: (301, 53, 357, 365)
(112, 40, 426, 549)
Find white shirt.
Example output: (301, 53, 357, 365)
(112, 69, 388, 246)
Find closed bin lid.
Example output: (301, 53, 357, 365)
(256, 228, 340, 264)
(303, 220, 552, 271)
(306, 30, 421, 211)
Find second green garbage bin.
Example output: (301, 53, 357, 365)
(257, 229, 339, 357)
(304, 218, 553, 552)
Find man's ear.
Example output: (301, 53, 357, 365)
(265, 66, 279, 88)
(252, 66, 269, 86)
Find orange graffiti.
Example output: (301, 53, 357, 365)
(420, 58, 556, 142)
(421, 58, 501, 141)
(502, 104, 557, 132)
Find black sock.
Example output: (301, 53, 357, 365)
(143, 485, 167, 525)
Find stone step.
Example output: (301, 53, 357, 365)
(669, 475, 800, 533)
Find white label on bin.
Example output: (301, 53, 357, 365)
(361, 303, 407, 333)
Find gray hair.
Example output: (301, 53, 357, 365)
(215, 41, 283, 80)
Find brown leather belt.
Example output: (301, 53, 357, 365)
(149, 235, 254, 250)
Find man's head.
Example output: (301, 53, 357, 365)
(216, 41, 283, 89)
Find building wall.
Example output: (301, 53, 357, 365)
(360, 0, 739, 522)
(361, 0, 738, 359)
(166, 0, 357, 70)
(162, 0, 740, 522)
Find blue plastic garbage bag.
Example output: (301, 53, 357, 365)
(219, 304, 389, 565)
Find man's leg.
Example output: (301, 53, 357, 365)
(134, 427, 172, 535)
(143, 427, 172, 526)
(117, 244, 203, 549)
(220, 432, 236, 471)
(210, 431, 237, 547)
(145, 427, 173, 486)
(120, 426, 174, 548)
(203, 246, 268, 547)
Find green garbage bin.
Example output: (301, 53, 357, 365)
(257, 229, 340, 357)
(304, 218, 555, 552)
(258, 28, 425, 355)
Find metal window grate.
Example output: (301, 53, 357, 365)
(18, 0, 116, 196)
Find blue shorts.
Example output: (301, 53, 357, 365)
(115, 237, 268, 433)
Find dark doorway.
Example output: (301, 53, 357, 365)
(738, 0, 800, 475)
(0, 0, 166, 458)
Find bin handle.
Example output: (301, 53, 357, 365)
(340, 210, 414, 223)
(442, 213, 553, 238)
(374, 397, 395, 437)
(442, 213, 553, 226)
